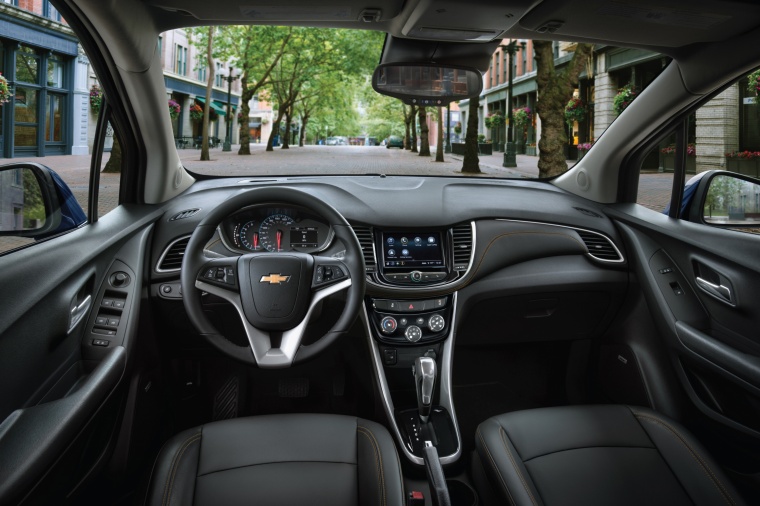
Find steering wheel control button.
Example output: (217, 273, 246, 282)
(405, 325, 423, 342)
(314, 264, 347, 286)
(410, 271, 423, 282)
(381, 316, 398, 334)
(428, 314, 445, 332)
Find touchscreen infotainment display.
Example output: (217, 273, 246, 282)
(381, 232, 443, 268)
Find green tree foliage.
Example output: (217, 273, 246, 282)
(705, 175, 745, 217)
(534, 41, 594, 178)
(361, 91, 405, 141)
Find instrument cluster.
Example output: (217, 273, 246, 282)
(218, 205, 332, 254)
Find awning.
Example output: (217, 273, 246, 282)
(213, 100, 236, 114)
(195, 97, 226, 116)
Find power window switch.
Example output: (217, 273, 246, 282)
(95, 316, 108, 326)
(113, 299, 125, 309)
(107, 318, 120, 327)
(92, 339, 110, 347)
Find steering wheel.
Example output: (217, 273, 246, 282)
(180, 187, 365, 368)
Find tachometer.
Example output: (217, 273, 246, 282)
(236, 221, 262, 251)
(259, 214, 295, 252)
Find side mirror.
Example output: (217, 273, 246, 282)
(0, 163, 86, 239)
(372, 63, 482, 106)
(686, 170, 760, 229)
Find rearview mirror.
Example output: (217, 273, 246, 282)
(372, 63, 482, 105)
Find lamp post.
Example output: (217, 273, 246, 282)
(219, 65, 240, 152)
(500, 39, 526, 168)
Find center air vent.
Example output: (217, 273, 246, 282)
(351, 226, 376, 273)
(157, 236, 190, 272)
(576, 230, 623, 262)
(169, 208, 200, 221)
(452, 223, 474, 271)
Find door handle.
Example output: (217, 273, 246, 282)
(69, 294, 92, 333)
(695, 277, 733, 305)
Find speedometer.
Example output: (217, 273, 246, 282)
(236, 221, 262, 251)
(259, 214, 295, 252)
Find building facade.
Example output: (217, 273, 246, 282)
(462, 39, 760, 171)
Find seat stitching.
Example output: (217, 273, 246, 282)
(196, 459, 357, 477)
(162, 434, 201, 506)
(358, 426, 386, 506)
(635, 414, 736, 506)
(499, 427, 539, 506)
(477, 427, 517, 506)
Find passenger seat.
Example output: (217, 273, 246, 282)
(475, 405, 745, 506)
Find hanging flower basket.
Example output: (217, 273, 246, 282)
(484, 111, 505, 130)
(89, 84, 103, 113)
(0, 73, 12, 104)
(513, 107, 533, 128)
(564, 97, 586, 128)
(453, 122, 462, 134)
(168, 99, 181, 120)
(189, 103, 204, 123)
(613, 84, 638, 116)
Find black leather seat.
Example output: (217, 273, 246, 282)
(475, 405, 745, 506)
(144, 414, 405, 506)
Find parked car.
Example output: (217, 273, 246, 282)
(1, 0, 759, 505)
(386, 135, 404, 148)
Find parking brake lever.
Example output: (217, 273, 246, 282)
(423, 442, 451, 506)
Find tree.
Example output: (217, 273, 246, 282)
(200, 26, 215, 161)
(435, 107, 444, 162)
(461, 99, 480, 173)
(533, 41, 594, 178)
(403, 105, 413, 149)
(410, 105, 418, 153)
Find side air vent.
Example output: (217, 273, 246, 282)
(576, 230, 623, 262)
(157, 236, 191, 272)
(169, 208, 200, 221)
(351, 226, 376, 273)
(452, 223, 474, 271)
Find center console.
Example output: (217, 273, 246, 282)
(360, 224, 475, 466)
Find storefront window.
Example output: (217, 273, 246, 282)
(46, 94, 63, 142)
(16, 46, 39, 84)
(47, 58, 63, 88)
(14, 87, 39, 147)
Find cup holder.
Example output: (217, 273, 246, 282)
(446, 479, 478, 506)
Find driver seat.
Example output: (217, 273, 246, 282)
(144, 414, 405, 506)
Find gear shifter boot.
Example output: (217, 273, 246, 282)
(414, 356, 436, 423)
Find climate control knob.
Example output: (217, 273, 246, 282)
(380, 316, 397, 334)
(405, 325, 423, 342)
(428, 314, 445, 332)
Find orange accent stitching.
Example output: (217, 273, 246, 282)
(359, 426, 386, 506)
(499, 427, 538, 506)
(477, 427, 517, 506)
(636, 414, 736, 506)
(162, 434, 201, 506)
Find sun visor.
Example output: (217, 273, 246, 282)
(380, 36, 499, 73)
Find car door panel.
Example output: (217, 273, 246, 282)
(608, 204, 760, 438)
(0, 206, 161, 504)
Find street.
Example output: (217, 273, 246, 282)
(8, 143, 674, 217)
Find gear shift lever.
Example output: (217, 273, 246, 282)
(414, 356, 436, 423)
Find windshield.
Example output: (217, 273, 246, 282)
(155, 26, 662, 180)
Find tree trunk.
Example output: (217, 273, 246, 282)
(410, 105, 418, 153)
(403, 105, 412, 150)
(282, 108, 291, 149)
(299, 114, 308, 147)
(102, 136, 121, 173)
(462, 98, 481, 173)
(267, 106, 286, 151)
(534, 40, 594, 178)
(237, 98, 251, 155)
(418, 106, 430, 156)
(435, 106, 444, 162)
(201, 26, 214, 161)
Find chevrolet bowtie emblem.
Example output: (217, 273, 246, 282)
(260, 273, 291, 284)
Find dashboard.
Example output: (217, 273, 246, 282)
(218, 205, 333, 254)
